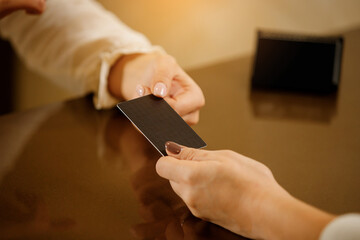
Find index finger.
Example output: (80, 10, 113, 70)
(166, 75, 205, 117)
(156, 156, 198, 183)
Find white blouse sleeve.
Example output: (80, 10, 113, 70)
(319, 214, 360, 240)
(0, 0, 163, 109)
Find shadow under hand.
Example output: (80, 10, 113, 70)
(104, 111, 249, 240)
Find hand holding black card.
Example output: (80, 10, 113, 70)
(117, 94, 206, 156)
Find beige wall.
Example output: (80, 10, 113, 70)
(99, 0, 360, 68)
(13, 0, 360, 111)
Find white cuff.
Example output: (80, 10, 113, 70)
(319, 213, 360, 240)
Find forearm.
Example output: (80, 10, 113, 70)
(259, 192, 335, 240)
(107, 53, 141, 100)
(0, 0, 161, 109)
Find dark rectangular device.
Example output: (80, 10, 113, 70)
(251, 31, 343, 93)
(117, 94, 206, 156)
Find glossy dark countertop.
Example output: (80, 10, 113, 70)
(0, 99, 246, 239)
(0, 27, 359, 239)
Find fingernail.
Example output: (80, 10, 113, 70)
(136, 84, 145, 96)
(165, 141, 182, 155)
(154, 82, 167, 97)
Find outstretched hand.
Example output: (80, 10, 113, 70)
(156, 142, 334, 240)
(156, 141, 282, 238)
(108, 53, 205, 125)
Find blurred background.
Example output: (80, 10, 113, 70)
(1, 0, 360, 114)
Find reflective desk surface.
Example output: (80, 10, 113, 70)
(1, 28, 360, 239)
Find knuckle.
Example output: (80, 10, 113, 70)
(201, 150, 210, 159)
(184, 194, 204, 219)
(261, 164, 273, 178)
(191, 209, 203, 219)
(216, 149, 239, 162)
(183, 191, 198, 209)
(180, 149, 198, 161)
(219, 149, 236, 157)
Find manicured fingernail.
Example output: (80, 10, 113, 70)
(136, 84, 145, 96)
(165, 141, 182, 155)
(154, 82, 167, 97)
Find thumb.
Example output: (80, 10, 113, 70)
(151, 69, 174, 98)
(165, 141, 205, 161)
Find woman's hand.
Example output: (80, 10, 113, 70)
(156, 141, 283, 238)
(156, 142, 335, 240)
(108, 53, 205, 125)
(0, 0, 45, 18)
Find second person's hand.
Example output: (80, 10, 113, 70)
(156, 141, 282, 239)
(155, 142, 335, 240)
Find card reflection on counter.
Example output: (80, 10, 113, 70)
(250, 31, 342, 122)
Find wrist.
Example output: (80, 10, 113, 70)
(258, 190, 335, 240)
(107, 54, 143, 99)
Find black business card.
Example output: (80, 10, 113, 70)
(117, 94, 206, 156)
